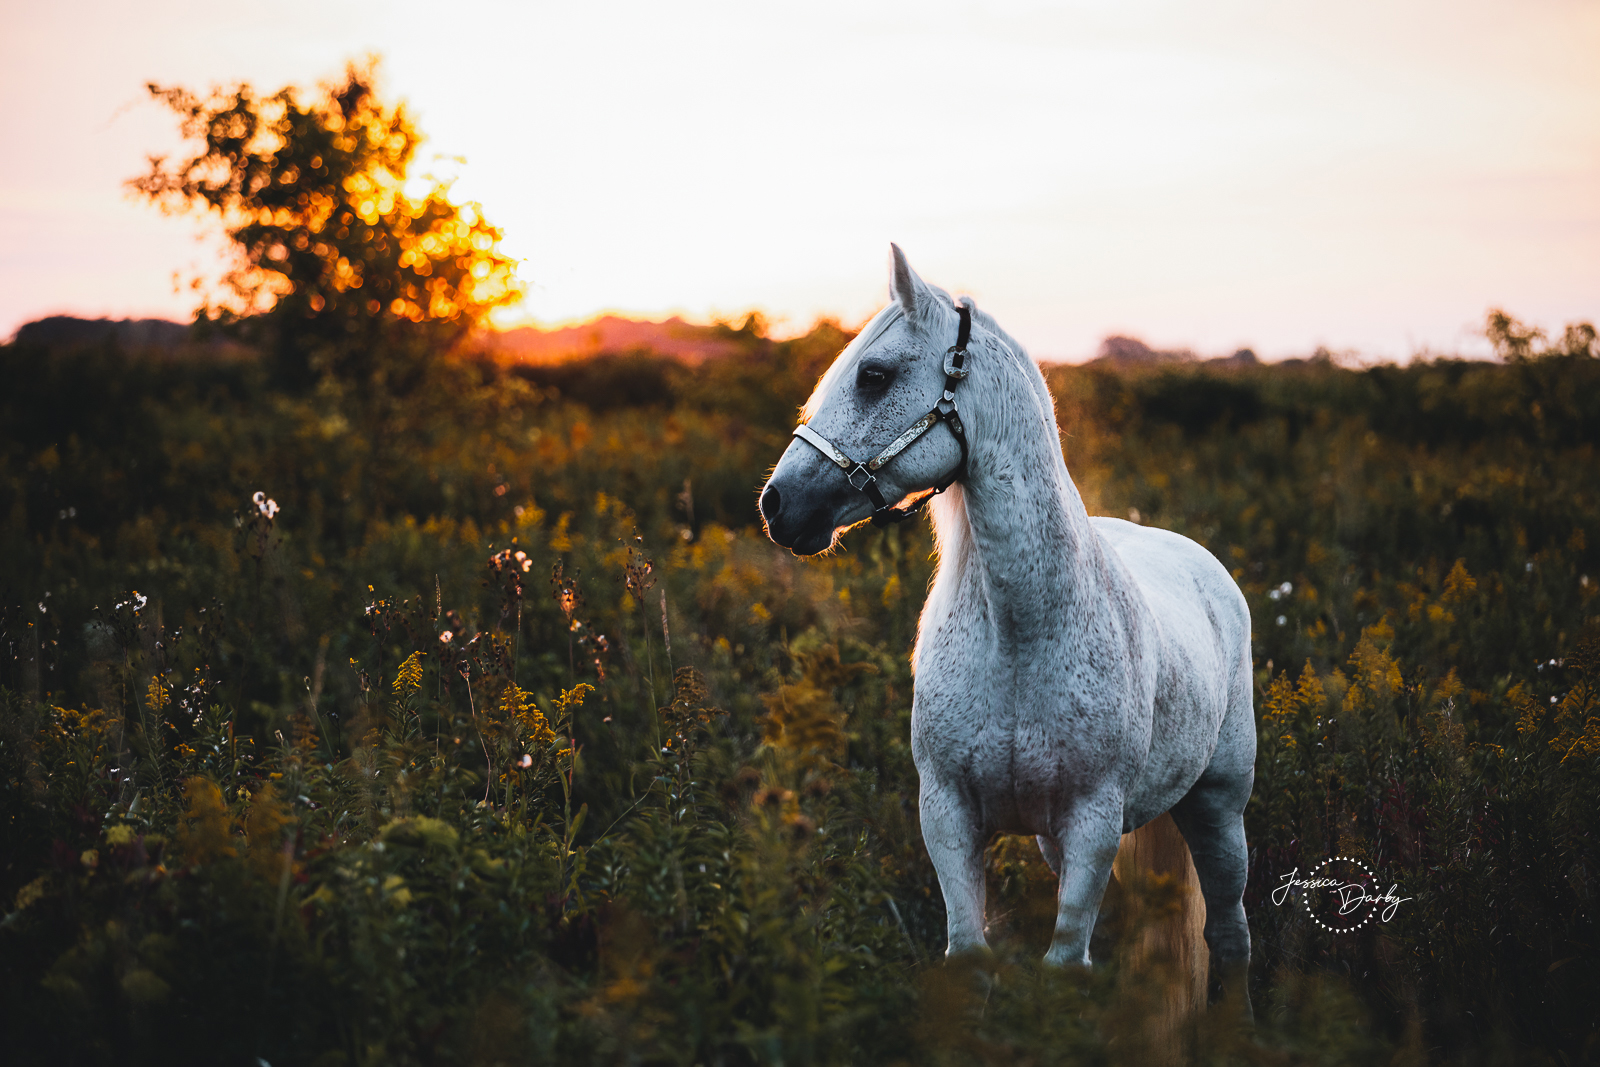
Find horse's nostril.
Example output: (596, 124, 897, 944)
(759, 485, 781, 524)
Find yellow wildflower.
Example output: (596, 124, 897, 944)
(1348, 625, 1403, 702)
(244, 783, 293, 881)
(1263, 661, 1324, 726)
(1553, 686, 1600, 764)
(15, 875, 50, 910)
(1442, 559, 1477, 603)
(393, 651, 425, 695)
(557, 682, 594, 716)
(380, 816, 459, 849)
(1508, 683, 1543, 737)
(501, 683, 557, 747)
(172, 778, 237, 866)
(1261, 674, 1296, 726)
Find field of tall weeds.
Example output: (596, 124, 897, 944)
(1, 320, 1596, 1065)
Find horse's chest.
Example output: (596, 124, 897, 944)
(911, 647, 1125, 831)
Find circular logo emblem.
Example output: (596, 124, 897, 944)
(1297, 856, 1378, 933)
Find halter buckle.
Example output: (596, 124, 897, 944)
(944, 346, 970, 379)
(846, 464, 875, 492)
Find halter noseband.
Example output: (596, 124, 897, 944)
(791, 303, 972, 527)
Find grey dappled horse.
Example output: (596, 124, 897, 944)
(760, 246, 1255, 1013)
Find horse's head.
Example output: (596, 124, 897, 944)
(760, 245, 970, 556)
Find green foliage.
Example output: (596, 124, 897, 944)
(1, 310, 1597, 1063)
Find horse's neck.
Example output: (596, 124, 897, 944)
(929, 363, 1105, 647)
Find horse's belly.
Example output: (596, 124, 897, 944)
(1122, 784, 1193, 833)
(1123, 691, 1226, 828)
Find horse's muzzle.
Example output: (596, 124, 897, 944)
(759, 482, 836, 556)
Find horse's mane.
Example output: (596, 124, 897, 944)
(923, 297, 1071, 624)
(961, 298, 1056, 417)
(963, 301, 1030, 367)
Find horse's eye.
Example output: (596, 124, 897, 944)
(856, 365, 890, 390)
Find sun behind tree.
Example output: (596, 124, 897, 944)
(131, 60, 522, 390)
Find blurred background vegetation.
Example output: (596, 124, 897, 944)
(1, 65, 1597, 1067)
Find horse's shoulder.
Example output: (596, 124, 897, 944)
(1086, 516, 1244, 614)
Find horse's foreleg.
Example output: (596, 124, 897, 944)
(920, 782, 989, 957)
(1042, 797, 1124, 968)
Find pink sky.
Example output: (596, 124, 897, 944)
(2, 0, 1596, 361)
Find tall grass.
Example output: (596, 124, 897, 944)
(0, 325, 1596, 1064)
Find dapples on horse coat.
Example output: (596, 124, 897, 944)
(760, 246, 1256, 1011)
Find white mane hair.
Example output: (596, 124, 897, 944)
(914, 296, 1086, 671)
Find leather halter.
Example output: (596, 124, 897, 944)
(792, 304, 972, 527)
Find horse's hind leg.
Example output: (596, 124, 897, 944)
(1169, 766, 1254, 1019)
(920, 781, 990, 957)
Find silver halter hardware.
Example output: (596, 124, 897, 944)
(791, 304, 972, 527)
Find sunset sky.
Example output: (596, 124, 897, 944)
(2, 0, 1596, 361)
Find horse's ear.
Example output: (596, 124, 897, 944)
(889, 243, 936, 328)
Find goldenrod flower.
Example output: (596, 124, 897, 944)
(393, 651, 425, 694)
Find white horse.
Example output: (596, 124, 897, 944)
(760, 246, 1255, 1010)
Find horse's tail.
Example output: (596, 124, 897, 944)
(1109, 813, 1208, 1040)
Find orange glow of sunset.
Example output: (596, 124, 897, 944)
(1, 0, 1596, 360)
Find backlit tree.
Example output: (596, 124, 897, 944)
(131, 61, 521, 389)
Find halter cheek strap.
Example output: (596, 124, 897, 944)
(791, 303, 972, 527)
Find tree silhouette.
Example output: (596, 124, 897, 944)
(131, 60, 521, 390)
